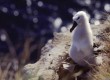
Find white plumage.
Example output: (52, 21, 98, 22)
(69, 11, 97, 67)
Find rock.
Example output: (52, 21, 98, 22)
(22, 31, 71, 80)
(22, 21, 110, 80)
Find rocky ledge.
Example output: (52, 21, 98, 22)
(22, 21, 110, 80)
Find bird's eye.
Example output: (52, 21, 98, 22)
(77, 17, 80, 20)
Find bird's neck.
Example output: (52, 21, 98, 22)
(78, 20, 90, 27)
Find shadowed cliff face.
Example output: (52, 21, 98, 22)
(22, 20, 110, 80)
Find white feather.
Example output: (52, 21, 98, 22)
(69, 11, 102, 67)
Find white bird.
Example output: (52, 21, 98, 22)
(69, 11, 98, 67)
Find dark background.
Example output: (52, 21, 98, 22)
(0, 0, 110, 63)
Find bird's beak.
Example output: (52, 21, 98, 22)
(70, 21, 77, 32)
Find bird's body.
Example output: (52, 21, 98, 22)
(69, 11, 96, 67)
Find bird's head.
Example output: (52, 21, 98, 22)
(70, 11, 89, 32)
